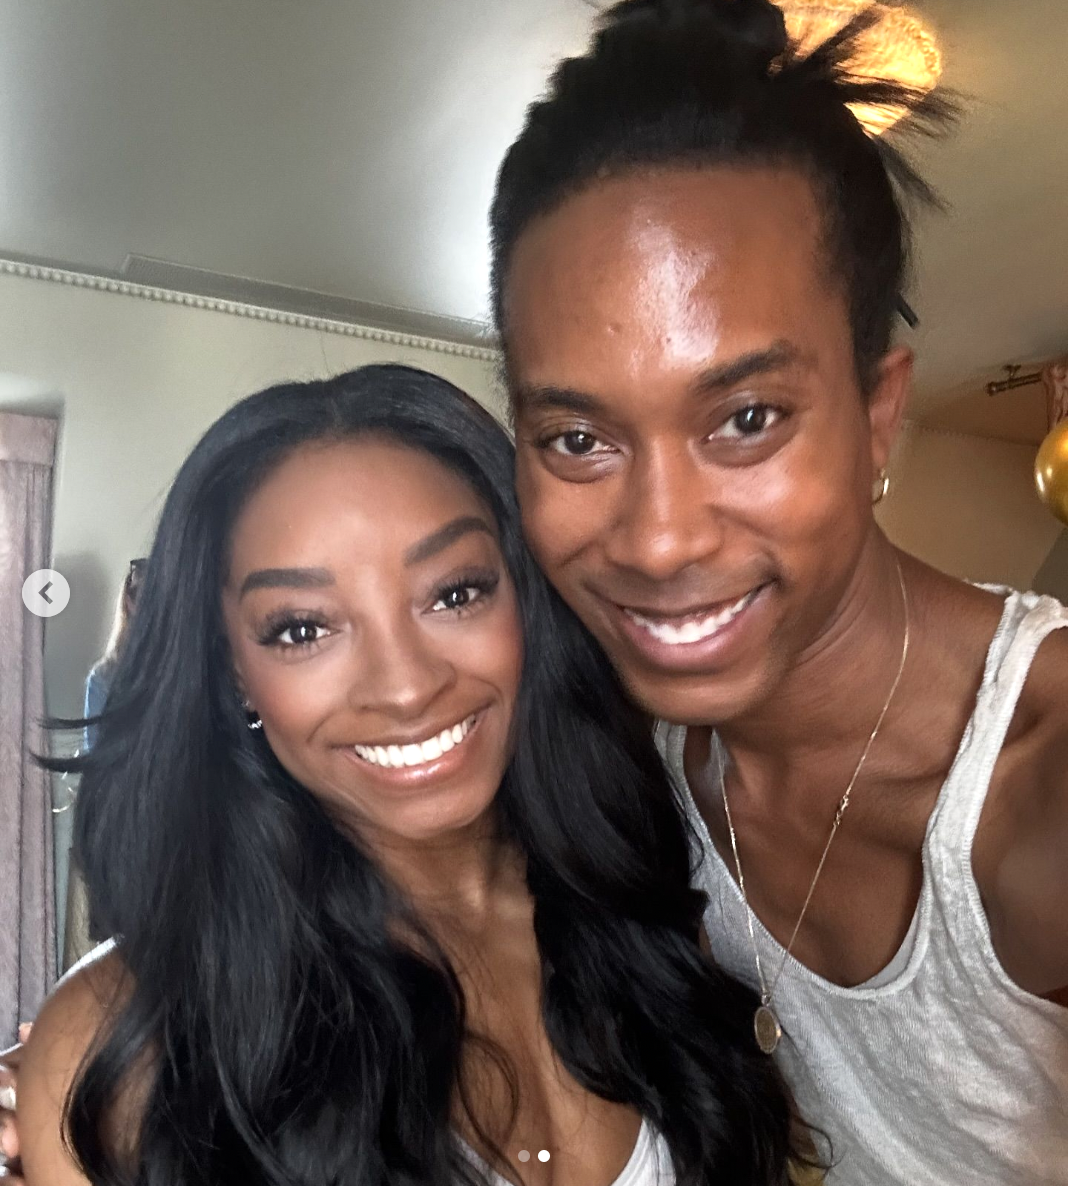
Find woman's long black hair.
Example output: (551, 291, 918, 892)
(51, 364, 795, 1184)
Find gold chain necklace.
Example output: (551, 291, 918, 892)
(718, 559, 911, 1054)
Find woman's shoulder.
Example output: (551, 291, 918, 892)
(35, 946, 129, 1040)
(18, 950, 132, 1184)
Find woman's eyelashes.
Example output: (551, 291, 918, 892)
(429, 569, 500, 616)
(252, 569, 501, 649)
(256, 611, 333, 650)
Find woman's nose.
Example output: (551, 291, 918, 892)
(351, 618, 457, 721)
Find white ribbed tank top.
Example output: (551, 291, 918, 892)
(660, 589, 1068, 1185)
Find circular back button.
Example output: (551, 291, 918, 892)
(22, 569, 71, 618)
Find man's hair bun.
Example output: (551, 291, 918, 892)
(595, 0, 789, 81)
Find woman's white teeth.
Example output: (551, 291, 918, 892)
(354, 715, 476, 768)
(626, 591, 755, 646)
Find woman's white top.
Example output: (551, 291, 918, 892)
(459, 1118, 675, 1186)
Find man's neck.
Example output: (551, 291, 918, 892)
(702, 535, 917, 795)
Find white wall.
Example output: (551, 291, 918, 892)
(877, 421, 1064, 591)
(1034, 531, 1068, 600)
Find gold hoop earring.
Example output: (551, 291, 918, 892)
(872, 469, 890, 505)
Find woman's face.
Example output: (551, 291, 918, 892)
(504, 166, 910, 726)
(222, 437, 523, 847)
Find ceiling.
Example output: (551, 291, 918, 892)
(1, 0, 1065, 442)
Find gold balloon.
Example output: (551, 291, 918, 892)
(1035, 419, 1068, 527)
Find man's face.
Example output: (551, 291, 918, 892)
(504, 166, 907, 725)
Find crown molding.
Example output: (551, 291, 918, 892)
(0, 256, 500, 364)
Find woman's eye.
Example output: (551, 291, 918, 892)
(276, 621, 328, 647)
(432, 585, 480, 612)
(717, 404, 783, 440)
(545, 430, 610, 457)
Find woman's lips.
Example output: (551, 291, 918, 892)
(353, 713, 477, 769)
(340, 711, 486, 787)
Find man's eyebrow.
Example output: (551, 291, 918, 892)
(512, 385, 605, 416)
(239, 567, 334, 598)
(403, 516, 494, 567)
(512, 345, 804, 414)
(694, 342, 804, 392)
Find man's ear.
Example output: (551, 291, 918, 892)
(868, 345, 913, 476)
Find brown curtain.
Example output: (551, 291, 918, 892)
(1043, 358, 1068, 431)
(0, 411, 58, 1042)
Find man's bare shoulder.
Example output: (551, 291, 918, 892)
(1018, 602, 1068, 725)
(1007, 596, 1068, 808)
(979, 595, 1068, 1002)
(1019, 610, 1068, 848)
(911, 561, 1007, 655)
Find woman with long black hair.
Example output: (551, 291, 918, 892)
(17, 365, 801, 1185)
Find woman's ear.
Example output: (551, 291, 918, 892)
(231, 668, 252, 713)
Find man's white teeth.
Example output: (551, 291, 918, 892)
(354, 715, 477, 768)
(626, 591, 755, 646)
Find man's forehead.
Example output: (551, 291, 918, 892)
(506, 172, 829, 346)
(512, 165, 823, 274)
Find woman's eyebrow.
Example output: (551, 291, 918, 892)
(404, 516, 493, 567)
(239, 567, 334, 598)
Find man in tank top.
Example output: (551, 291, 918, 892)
(492, 2, 1068, 1182)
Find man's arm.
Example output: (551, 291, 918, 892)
(977, 625, 1068, 1006)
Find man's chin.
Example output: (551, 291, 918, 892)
(612, 656, 773, 729)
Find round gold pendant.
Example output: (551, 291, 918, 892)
(754, 1004, 782, 1055)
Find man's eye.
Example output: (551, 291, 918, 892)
(717, 404, 783, 439)
(546, 430, 608, 456)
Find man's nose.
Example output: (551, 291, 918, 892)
(603, 442, 725, 582)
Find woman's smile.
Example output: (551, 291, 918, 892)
(342, 708, 488, 787)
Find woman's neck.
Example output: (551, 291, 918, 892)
(369, 809, 524, 923)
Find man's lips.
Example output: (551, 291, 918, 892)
(621, 587, 763, 646)
(588, 580, 774, 671)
